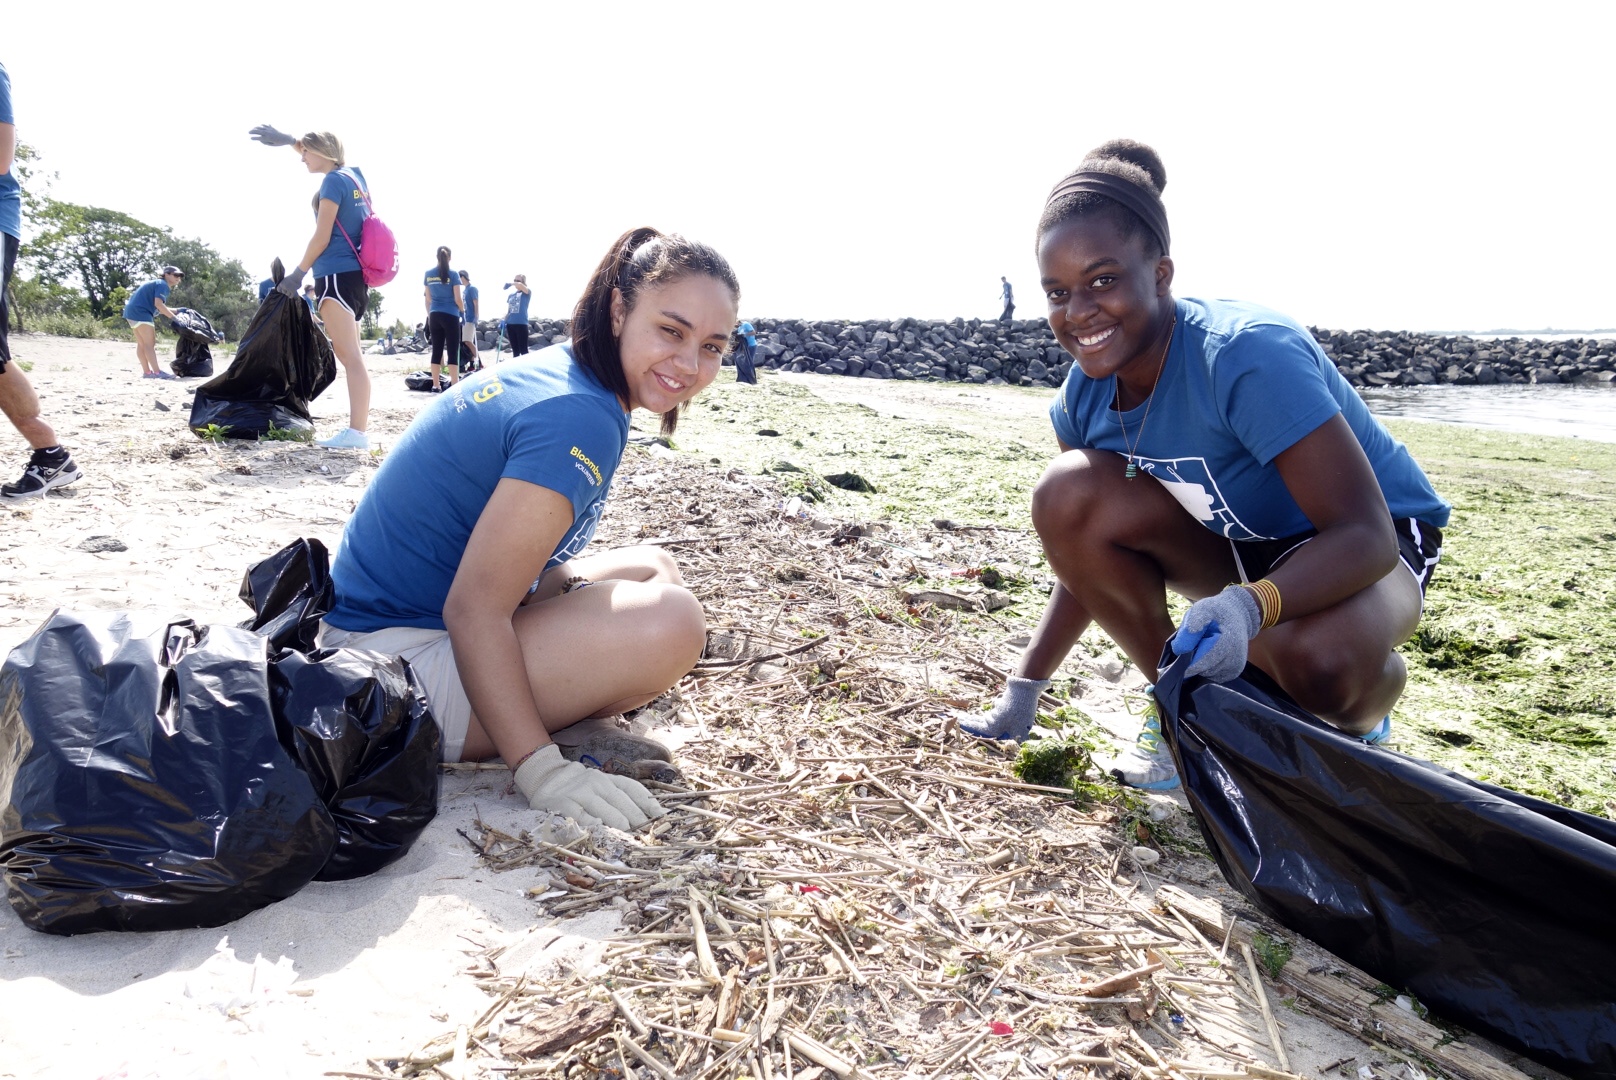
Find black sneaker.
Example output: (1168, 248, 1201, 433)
(2, 448, 84, 498)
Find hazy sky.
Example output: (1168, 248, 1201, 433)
(6, 2, 1613, 332)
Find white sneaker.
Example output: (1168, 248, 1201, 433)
(317, 428, 370, 450)
(1110, 686, 1181, 791)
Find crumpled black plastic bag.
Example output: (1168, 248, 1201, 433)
(188, 285, 335, 440)
(0, 539, 441, 933)
(0, 616, 336, 934)
(170, 307, 222, 378)
(1154, 654, 1616, 1080)
(238, 538, 440, 881)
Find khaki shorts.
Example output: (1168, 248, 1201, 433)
(460, 322, 477, 344)
(318, 622, 472, 761)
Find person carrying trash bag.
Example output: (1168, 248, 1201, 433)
(731, 319, 758, 384)
(123, 265, 185, 379)
(960, 140, 1449, 793)
(317, 227, 739, 830)
(169, 307, 224, 378)
(249, 124, 375, 449)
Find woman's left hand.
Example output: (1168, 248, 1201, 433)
(1171, 585, 1262, 682)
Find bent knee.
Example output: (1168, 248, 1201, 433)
(1267, 636, 1383, 720)
(631, 545, 685, 585)
(1031, 450, 1116, 536)
(625, 581, 706, 660)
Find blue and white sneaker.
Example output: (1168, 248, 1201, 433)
(1360, 715, 1393, 745)
(1110, 686, 1181, 791)
(316, 427, 370, 450)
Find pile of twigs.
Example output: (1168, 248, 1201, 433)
(356, 448, 1314, 1080)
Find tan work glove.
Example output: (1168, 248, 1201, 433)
(513, 744, 666, 830)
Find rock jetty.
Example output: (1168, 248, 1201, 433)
(475, 319, 1616, 389)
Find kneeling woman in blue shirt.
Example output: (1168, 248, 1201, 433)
(319, 228, 739, 830)
(963, 141, 1449, 792)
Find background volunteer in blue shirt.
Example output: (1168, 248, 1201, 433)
(319, 227, 740, 831)
(249, 125, 375, 450)
(962, 140, 1450, 794)
(121, 266, 185, 379)
(424, 247, 463, 392)
(731, 320, 758, 384)
(504, 274, 532, 357)
(0, 61, 83, 500)
(459, 270, 480, 370)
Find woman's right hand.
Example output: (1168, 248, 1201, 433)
(514, 745, 665, 830)
(248, 124, 296, 147)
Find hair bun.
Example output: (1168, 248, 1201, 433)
(1081, 139, 1166, 194)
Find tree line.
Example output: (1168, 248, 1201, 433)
(6, 145, 382, 342)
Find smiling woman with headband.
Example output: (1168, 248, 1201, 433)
(960, 139, 1450, 791)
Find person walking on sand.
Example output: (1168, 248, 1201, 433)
(424, 247, 462, 392)
(960, 140, 1449, 793)
(248, 124, 374, 449)
(999, 276, 1015, 325)
(318, 227, 740, 830)
(504, 274, 532, 357)
(459, 270, 481, 371)
(122, 266, 184, 379)
(0, 61, 82, 499)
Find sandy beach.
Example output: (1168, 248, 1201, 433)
(0, 335, 1561, 1080)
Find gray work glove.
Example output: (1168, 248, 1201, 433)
(957, 675, 1051, 742)
(1170, 584, 1262, 683)
(249, 124, 297, 147)
(276, 265, 307, 299)
(513, 744, 666, 831)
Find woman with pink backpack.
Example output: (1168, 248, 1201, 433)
(250, 125, 384, 449)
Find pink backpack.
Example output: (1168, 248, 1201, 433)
(333, 168, 399, 287)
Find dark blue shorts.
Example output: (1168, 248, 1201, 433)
(1231, 517, 1443, 595)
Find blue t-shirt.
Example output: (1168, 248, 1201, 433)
(122, 279, 170, 322)
(462, 283, 479, 323)
(309, 167, 369, 278)
(0, 63, 20, 240)
(327, 343, 630, 632)
(258, 278, 274, 302)
(424, 268, 460, 316)
(1049, 297, 1450, 541)
(505, 288, 531, 324)
(738, 321, 756, 347)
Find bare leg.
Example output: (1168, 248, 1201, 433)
(457, 568, 705, 762)
(321, 299, 370, 431)
(132, 323, 159, 375)
(0, 362, 56, 449)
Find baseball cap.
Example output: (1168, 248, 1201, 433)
(161, 265, 185, 276)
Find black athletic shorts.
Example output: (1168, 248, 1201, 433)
(312, 270, 367, 320)
(0, 232, 17, 369)
(1231, 517, 1443, 595)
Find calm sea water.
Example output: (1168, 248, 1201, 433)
(1360, 383, 1616, 444)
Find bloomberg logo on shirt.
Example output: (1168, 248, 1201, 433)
(570, 446, 602, 486)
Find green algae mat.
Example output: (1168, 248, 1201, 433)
(675, 373, 1615, 816)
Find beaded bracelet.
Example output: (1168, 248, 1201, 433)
(1239, 578, 1283, 629)
(560, 576, 592, 594)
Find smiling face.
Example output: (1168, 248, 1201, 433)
(610, 274, 737, 414)
(298, 144, 336, 174)
(1039, 216, 1175, 400)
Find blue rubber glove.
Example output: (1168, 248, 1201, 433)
(1170, 585, 1262, 683)
(249, 124, 297, 147)
(276, 265, 307, 299)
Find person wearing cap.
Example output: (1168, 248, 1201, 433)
(459, 270, 480, 371)
(504, 275, 532, 357)
(1, 60, 83, 498)
(122, 266, 184, 379)
(248, 123, 375, 450)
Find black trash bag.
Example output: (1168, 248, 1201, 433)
(1154, 654, 1616, 1080)
(169, 307, 223, 378)
(404, 370, 437, 392)
(189, 285, 336, 440)
(0, 615, 337, 934)
(237, 538, 441, 880)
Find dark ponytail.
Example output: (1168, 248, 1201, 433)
(435, 246, 452, 284)
(570, 226, 739, 436)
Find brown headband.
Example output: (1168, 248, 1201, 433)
(1046, 170, 1170, 255)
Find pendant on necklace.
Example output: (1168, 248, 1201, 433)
(1125, 461, 1139, 479)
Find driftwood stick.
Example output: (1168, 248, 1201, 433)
(1240, 942, 1291, 1072)
(1156, 885, 1535, 1080)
